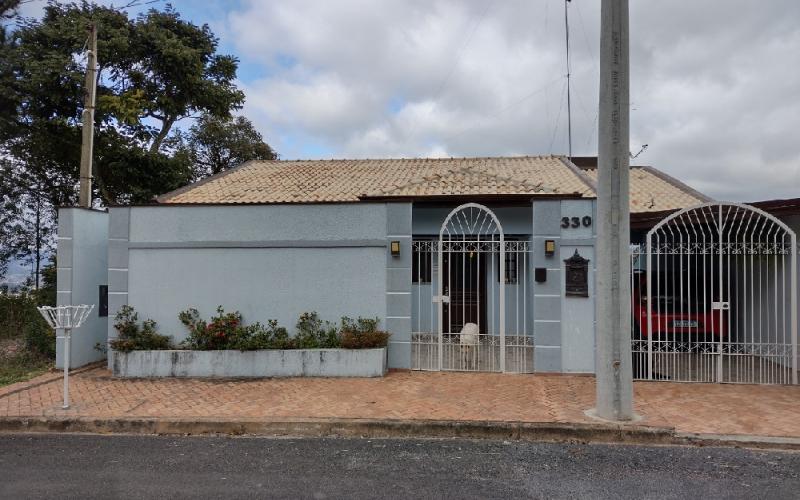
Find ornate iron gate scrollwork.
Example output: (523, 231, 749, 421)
(632, 202, 797, 385)
(411, 203, 534, 373)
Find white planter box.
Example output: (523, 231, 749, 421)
(110, 348, 387, 378)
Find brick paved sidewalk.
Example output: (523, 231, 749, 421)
(1, 367, 799, 439)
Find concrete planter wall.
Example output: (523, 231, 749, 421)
(110, 348, 387, 378)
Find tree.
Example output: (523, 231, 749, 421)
(184, 115, 277, 180)
(0, 1, 257, 284)
(0, 0, 20, 142)
(0, 159, 56, 290)
(131, 7, 245, 153)
(1, 0, 20, 18)
(6, 2, 245, 203)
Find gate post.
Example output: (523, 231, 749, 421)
(645, 232, 653, 380)
(499, 233, 506, 372)
(437, 238, 444, 371)
(716, 204, 725, 383)
(792, 232, 798, 385)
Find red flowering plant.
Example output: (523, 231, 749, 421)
(179, 306, 246, 350)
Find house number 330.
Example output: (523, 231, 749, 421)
(561, 216, 592, 228)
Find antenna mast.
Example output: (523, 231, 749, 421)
(564, 0, 572, 160)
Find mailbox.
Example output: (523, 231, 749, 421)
(563, 249, 589, 297)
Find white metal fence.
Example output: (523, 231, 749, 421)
(631, 202, 798, 385)
(411, 203, 534, 373)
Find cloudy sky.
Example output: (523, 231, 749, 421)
(20, 0, 800, 201)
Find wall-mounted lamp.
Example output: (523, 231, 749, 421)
(390, 240, 401, 256)
(544, 239, 556, 257)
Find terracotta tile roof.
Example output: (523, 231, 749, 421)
(581, 165, 711, 212)
(157, 155, 710, 213)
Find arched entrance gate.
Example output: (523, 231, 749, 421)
(631, 202, 797, 384)
(411, 203, 534, 372)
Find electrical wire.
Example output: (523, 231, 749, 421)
(548, 78, 568, 154)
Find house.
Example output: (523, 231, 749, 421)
(55, 155, 797, 383)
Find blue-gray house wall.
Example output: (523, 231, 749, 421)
(56, 208, 109, 368)
(106, 203, 414, 366)
(57, 198, 599, 373)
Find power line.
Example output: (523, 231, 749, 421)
(548, 78, 568, 154)
(438, 74, 565, 145)
(430, 1, 494, 106)
(402, 1, 495, 144)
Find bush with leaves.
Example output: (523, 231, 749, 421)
(231, 320, 292, 351)
(109, 305, 173, 352)
(23, 314, 56, 359)
(174, 308, 389, 351)
(295, 311, 340, 349)
(178, 306, 249, 350)
(0, 291, 39, 339)
(339, 316, 390, 349)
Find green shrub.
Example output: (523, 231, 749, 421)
(109, 305, 173, 352)
(231, 320, 291, 350)
(23, 314, 56, 359)
(295, 311, 340, 349)
(0, 291, 40, 339)
(176, 308, 389, 351)
(179, 306, 247, 350)
(339, 316, 390, 349)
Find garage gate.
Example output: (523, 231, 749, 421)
(631, 202, 797, 385)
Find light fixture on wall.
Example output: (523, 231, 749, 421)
(390, 240, 401, 256)
(544, 239, 556, 257)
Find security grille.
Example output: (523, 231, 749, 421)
(411, 203, 534, 373)
(631, 202, 797, 384)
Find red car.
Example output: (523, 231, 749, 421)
(631, 271, 727, 339)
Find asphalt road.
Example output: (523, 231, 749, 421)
(0, 434, 798, 499)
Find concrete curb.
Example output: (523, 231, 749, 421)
(2, 416, 798, 450)
(675, 432, 800, 451)
(0, 416, 674, 445)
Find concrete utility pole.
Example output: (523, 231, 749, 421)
(594, 0, 634, 421)
(78, 23, 98, 208)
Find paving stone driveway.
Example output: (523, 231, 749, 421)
(1, 367, 799, 438)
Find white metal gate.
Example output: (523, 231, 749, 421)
(632, 202, 798, 384)
(411, 203, 534, 373)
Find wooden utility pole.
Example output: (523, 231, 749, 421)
(594, 0, 634, 421)
(78, 23, 97, 208)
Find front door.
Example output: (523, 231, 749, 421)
(442, 250, 487, 334)
(437, 203, 506, 372)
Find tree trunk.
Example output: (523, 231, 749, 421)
(149, 115, 177, 153)
(34, 194, 41, 290)
(94, 172, 115, 206)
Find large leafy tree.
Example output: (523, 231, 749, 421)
(0, 1, 262, 284)
(7, 1, 246, 205)
(0, 0, 20, 142)
(132, 8, 244, 153)
(184, 115, 277, 180)
(1, 0, 19, 18)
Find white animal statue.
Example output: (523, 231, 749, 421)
(460, 323, 480, 369)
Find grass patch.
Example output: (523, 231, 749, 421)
(0, 353, 52, 387)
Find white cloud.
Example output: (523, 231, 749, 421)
(227, 0, 799, 201)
